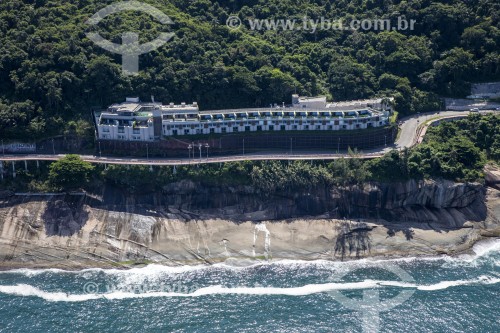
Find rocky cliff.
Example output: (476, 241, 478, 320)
(0, 180, 498, 269)
(93, 179, 487, 225)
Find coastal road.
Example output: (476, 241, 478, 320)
(0, 111, 484, 166)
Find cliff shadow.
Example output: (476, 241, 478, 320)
(386, 227, 414, 240)
(334, 220, 372, 260)
(42, 196, 89, 236)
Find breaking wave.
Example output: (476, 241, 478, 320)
(0, 275, 498, 302)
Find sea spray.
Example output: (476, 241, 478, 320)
(0, 245, 498, 332)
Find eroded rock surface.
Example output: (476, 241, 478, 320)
(0, 181, 498, 269)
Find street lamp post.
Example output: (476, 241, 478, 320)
(290, 138, 292, 155)
(198, 143, 202, 160)
(146, 144, 149, 160)
(188, 144, 192, 160)
(384, 135, 387, 147)
(337, 138, 340, 154)
(52, 139, 55, 155)
(205, 143, 209, 159)
(98, 141, 102, 158)
(242, 138, 245, 156)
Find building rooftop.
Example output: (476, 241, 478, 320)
(98, 95, 391, 122)
(298, 96, 327, 103)
(108, 102, 142, 113)
(326, 98, 393, 110)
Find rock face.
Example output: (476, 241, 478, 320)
(485, 165, 500, 190)
(97, 179, 487, 224)
(332, 180, 486, 226)
(348, 180, 482, 209)
(0, 180, 496, 269)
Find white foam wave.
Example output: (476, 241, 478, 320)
(1, 238, 498, 277)
(1, 276, 498, 302)
(2, 264, 219, 277)
(472, 238, 500, 257)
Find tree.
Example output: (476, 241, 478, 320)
(328, 57, 376, 100)
(0, 0, 498, 142)
(432, 48, 474, 96)
(367, 150, 408, 182)
(255, 67, 299, 105)
(48, 155, 94, 190)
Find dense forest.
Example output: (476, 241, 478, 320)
(0, 0, 499, 140)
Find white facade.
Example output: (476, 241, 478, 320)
(161, 109, 387, 136)
(96, 99, 158, 141)
(96, 95, 392, 141)
(97, 121, 155, 141)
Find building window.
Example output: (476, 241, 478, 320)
(102, 127, 110, 133)
(280, 125, 286, 131)
(222, 127, 227, 133)
(184, 129, 190, 135)
(316, 125, 320, 130)
(233, 127, 238, 132)
(173, 130, 178, 135)
(118, 127, 124, 133)
(210, 128, 215, 134)
(257, 126, 262, 131)
(293, 125, 298, 130)
(245, 126, 250, 132)
(269, 125, 274, 131)
(133, 128, 140, 134)
(304, 125, 309, 130)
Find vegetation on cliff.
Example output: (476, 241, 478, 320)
(48, 155, 95, 190)
(1, 114, 498, 193)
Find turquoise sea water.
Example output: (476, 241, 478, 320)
(0, 239, 498, 332)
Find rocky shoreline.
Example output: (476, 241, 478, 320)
(0, 179, 499, 270)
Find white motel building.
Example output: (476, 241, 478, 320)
(95, 95, 392, 142)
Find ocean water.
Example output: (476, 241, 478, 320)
(0, 239, 499, 333)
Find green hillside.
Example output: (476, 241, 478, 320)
(0, 0, 499, 140)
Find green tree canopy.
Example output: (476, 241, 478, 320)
(48, 155, 95, 190)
